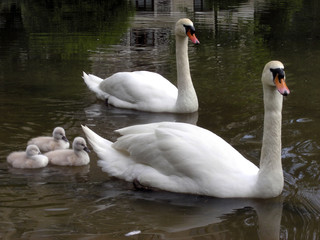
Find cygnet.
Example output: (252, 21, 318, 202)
(7, 145, 49, 168)
(45, 137, 90, 166)
(28, 127, 70, 152)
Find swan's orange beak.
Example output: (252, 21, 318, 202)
(187, 30, 200, 44)
(275, 74, 290, 96)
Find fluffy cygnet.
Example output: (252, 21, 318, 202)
(28, 127, 70, 152)
(7, 145, 49, 168)
(45, 137, 90, 166)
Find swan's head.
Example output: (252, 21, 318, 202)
(175, 18, 200, 44)
(26, 145, 41, 157)
(262, 60, 290, 96)
(53, 127, 69, 142)
(73, 137, 90, 153)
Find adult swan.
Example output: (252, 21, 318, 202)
(82, 18, 199, 113)
(82, 61, 290, 198)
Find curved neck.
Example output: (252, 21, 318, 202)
(257, 85, 284, 196)
(175, 35, 198, 113)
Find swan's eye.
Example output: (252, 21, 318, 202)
(183, 24, 196, 35)
(270, 68, 285, 82)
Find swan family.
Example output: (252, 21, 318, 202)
(7, 19, 291, 199)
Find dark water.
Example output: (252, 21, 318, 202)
(1, 0, 320, 239)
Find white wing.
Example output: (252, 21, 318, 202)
(83, 123, 259, 197)
(99, 71, 178, 112)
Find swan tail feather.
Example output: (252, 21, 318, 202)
(81, 125, 112, 160)
(82, 72, 109, 100)
(82, 125, 134, 179)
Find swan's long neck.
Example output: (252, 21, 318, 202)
(175, 35, 198, 113)
(257, 85, 284, 197)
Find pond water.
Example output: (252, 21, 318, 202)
(1, 0, 320, 239)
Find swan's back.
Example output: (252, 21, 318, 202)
(99, 71, 178, 112)
(83, 123, 259, 197)
(115, 122, 259, 196)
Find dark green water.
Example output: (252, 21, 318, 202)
(1, 0, 320, 239)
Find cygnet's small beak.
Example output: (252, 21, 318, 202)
(84, 146, 91, 153)
(62, 136, 69, 142)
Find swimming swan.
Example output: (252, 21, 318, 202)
(28, 127, 70, 152)
(83, 18, 199, 113)
(82, 61, 290, 198)
(7, 145, 49, 168)
(45, 137, 90, 166)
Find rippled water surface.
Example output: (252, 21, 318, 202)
(1, 0, 320, 239)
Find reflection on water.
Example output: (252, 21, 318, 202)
(0, 167, 284, 239)
(1, 0, 320, 239)
(84, 103, 199, 129)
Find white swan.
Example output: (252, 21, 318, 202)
(83, 18, 199, 113)
(28, 127, 70, 152)
(7, 145, 49, 168)
(45, 137, 90, 166)
(82, 61, 290, 198)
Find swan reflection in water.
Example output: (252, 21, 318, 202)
(84, 103, 199, 127)
(95, 184, 283, 240)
